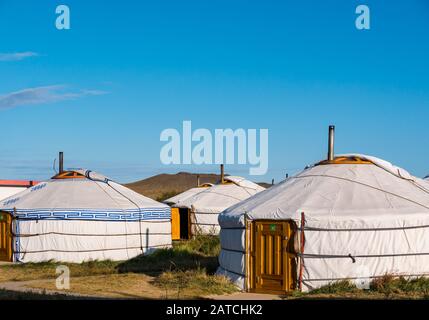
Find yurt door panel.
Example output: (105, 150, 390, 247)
(171, 208, 180, 241)
(0, 212, 12, 262)
(254, 221, 291, 293)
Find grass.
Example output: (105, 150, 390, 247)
(4, 237, 429, 300)
(117, 235, 220, 274)
(294, 275, 429, 299)
(174, 235, 221, 257)
(370, 275, 429, 298)
(154, 268, 238, 299)
(0, 260, 118, 282)
(0, 235, 235, 299)
(309, 280, 362, 295)
(28, 273, 165, 299)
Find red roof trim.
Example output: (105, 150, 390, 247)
(0, 180, 40, 187)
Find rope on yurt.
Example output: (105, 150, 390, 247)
(104, 181, 145, 253)
(303, 223, 429, 232)
(15, 243, 172, 254)
(15, 231, 171, 237)
(89, 178, 133, 255)
(411, 180, 429, 196)
(202, 190, 245, 202)
(302, 272, 429, 283)
(300, 252, 429, 259)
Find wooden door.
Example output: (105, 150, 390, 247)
(171, 207, 180, 240)
(254, 221, 293, 293)
(0, 212, 12, 262)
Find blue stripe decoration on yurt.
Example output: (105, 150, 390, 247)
(3, 207, 171, 221)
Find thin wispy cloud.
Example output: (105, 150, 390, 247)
(0, 52, 39, 61)
(0, 85, 108, 110)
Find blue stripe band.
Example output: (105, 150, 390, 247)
(3, 208, 171, 221)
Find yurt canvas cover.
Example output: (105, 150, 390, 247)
(163, 184, 213, 207)
(217, 155, 429, 292)
(179, 176, 265, 235)
(0, 170, 171, 263)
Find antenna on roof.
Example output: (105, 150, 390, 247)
(53, 158, 58, 174)
(59, 152, 64, 174)
(220, 164, 225, 184)
(328, 125, 335, 161)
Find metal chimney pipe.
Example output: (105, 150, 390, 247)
(59, 152, 64, 174)
(220, 164, 225, 184)
(197, 174, 200, 187)
(328, 125, 335, 161)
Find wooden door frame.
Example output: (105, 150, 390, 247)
(247, 219, 297, 294)
(188, 209, 192, 239)
(0, 211, 13, 262)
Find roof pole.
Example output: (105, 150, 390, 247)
(328, 125, 335, 161)
(59, 152, 64, 174)
(220, 164, 225, 184)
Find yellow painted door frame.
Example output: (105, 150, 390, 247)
(0, 212, 13, 262)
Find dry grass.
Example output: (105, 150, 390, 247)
(0, 236, 237, 299)
(0, 260, 118, 282)
(27, 270, 238, 299)
(289, 275, 429, 300)
(154, 268, 238, 299)
(28, 273, 164, 299)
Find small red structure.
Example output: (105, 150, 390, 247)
(0, 180, 39, 188)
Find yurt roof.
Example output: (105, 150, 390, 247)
(0, 169, 169, 220)
(178, 176, 265, 213)
(220, 154, 429, 226)
(164, 184, 213, 206)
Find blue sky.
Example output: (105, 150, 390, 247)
(0, 0, 428, 183)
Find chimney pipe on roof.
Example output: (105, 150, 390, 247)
(59, 152, 64, 174)
(328, 125, 335, 161)
(197, 174, 200, 187)
(220, 164, 225, 184)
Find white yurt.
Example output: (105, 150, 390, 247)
(164, 183, 213, 206)
(0, 169, 171, 263)
(164, 183, 213, 240)
(0, 180, 38, 201)
(217, 154, 429, 293)
(176, 176, 265, 238)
